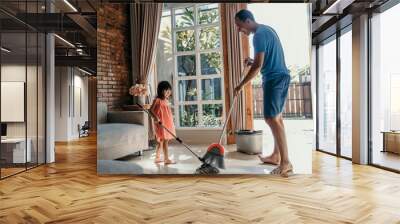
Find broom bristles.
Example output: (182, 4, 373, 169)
(206, 143, 225, 155)
(202, 144, 225, 169)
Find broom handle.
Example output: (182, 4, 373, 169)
(136, 103, 203, 161)
(218, 62, 251, 145)
(218, 95, 238, 145)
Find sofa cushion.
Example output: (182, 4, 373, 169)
(98, 123, 147, 160)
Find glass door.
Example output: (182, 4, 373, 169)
(339, 27, 352, 158)
(317, 36, 337, 154)
(1, 31, 28, 178)
(0, 1, 47, 179)
(370, 3, 400, 171)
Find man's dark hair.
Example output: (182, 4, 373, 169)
(235, 9, 255, 22)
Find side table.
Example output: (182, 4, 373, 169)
(381, 131, 400, 154)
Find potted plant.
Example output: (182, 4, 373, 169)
(129, 83, 148, 106)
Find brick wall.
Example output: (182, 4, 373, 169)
(97, 4, 131, 110)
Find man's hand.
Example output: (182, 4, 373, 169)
(244, 57, 254, 67)
(234, 84, 243, 97)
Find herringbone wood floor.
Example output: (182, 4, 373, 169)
(1, 135, 400, 224)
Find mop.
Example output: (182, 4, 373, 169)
(202, 63, 249, 173)
(199, 94, 238, 174)
(137, 103, 228, 174)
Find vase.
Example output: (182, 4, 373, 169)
(134, 95, 145, 105)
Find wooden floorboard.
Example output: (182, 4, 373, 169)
(1, 135, 400, 223)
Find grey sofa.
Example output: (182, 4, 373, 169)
(97, 102, 148, 160)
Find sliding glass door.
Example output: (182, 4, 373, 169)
(317, 25, 353, 158)
(1, 31, 28, 177)
(370, 3, 400, 171)
(317, 36, 337, 154)
(339, 27, 352, 159)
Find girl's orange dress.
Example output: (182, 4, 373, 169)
(152, 98, 176, 142)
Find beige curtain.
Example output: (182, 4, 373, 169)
(222, 3, 247, 135)
(130, 3, 162, 144)
(130, 3, 163, 84)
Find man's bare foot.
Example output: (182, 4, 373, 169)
(164, 159, 176, 165)
(270, 162, 293, 177)
(258, 153, 280, 165)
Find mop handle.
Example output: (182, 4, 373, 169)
(218, 63, 250, 144)
(218, 95, 238, 144)
(136, 103, 203, 160)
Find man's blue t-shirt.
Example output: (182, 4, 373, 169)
(253, 24, 289, 81)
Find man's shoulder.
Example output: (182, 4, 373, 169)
(256, 24, 275, 37)
(258, 24, 273, 31)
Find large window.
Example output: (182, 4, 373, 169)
(157, 4, 224, 128)
(316, 26, 353, 159)
(370, 3, 400, 171)
(317, 36, 337, 154)
(340, 27, 352, 158)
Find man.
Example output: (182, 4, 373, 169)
(234, 9, 292, 177)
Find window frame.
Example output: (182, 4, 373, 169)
(168, 3, 225, 130)
(315, 24, 353, 161)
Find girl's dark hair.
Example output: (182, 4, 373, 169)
(157, 81, 172, 99)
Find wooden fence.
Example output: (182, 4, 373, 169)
(253, 82, 312, 119)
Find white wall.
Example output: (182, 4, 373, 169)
(1, 65, 36, 137)
(55, 67, 70, 141)
(55, 67, 89, 141)
(176, 129, 225, 145)
(71, 73, 89, 138)
(1, 63, 46, 164)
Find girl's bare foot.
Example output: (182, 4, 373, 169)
(154, 158, 163, 163)
(164, 159, 176, 165)
(258, 153, 280, 165)
(271, 162, 293, 177)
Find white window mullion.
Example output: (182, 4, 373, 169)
(216, 4, 225, 125)
(174, 26, 196, 32)
(171, 8, 180, 128)
(178, 101, 198, 106)
(199, 48, 222, 54)
(194, 4, 202, 127)
(176, 51, 196, 56)
(177, 75, 221, 81)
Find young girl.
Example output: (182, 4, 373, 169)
(150, 81, 176, 165)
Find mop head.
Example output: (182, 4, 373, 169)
(194, 143, 225, 175)
(202, 143, 225, 169)
(195, 163, 220, 174)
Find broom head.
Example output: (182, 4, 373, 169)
(201, 143, 225, 169)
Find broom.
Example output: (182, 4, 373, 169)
(200, 94, 238, 173)
(201, 61, 250, 171)
(136, 103, 224, 174)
